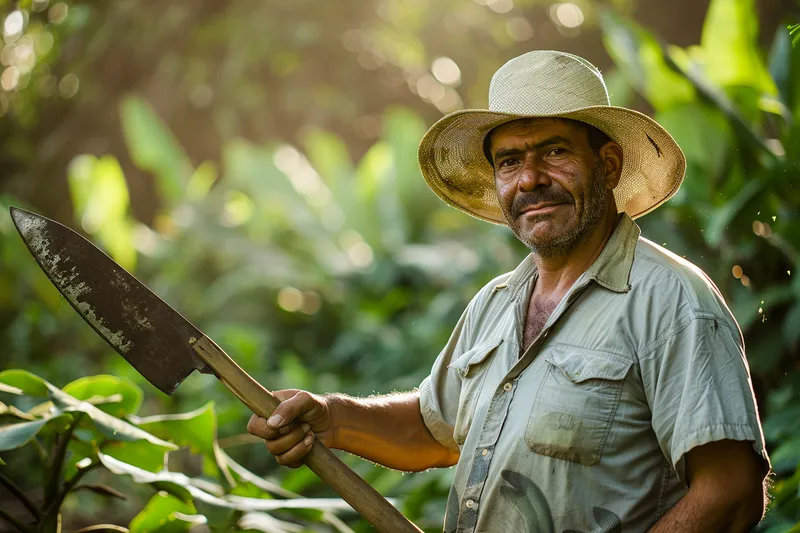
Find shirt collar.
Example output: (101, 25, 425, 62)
(495, 213, 641, 295)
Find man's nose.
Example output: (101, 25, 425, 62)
(517, 157, 551, 191)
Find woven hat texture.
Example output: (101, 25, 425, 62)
(417, 50, 686, 224)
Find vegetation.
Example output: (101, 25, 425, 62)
(0, 0, 798, 531)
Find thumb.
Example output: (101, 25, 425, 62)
(267, 391, 317, 429)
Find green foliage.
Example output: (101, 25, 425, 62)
(0, 0, 799, 531)
(0, 371, 360, 532)
(600, 4, 800, 530)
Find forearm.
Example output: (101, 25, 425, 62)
(647, 486, 761, 533)
(326, 391, 459, 472)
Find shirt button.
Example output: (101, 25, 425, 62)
(503, 382, 512, 391)
(481, 448, 489, 456)
(465, 499, 476, 509)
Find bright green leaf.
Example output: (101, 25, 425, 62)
(130, 403, 230, 482)
(186, 161, 217, 202)
(0, 370, 49, 397)
(655, 102, 732, 191)
(129, 492, 198, 533)
(63, 375, 143, 418)
(120, 96, 192, 208)
(700, 0, 776, 94)
(599, 11, 695, 111)
(101, 439, 167, 474)
(67, 154, 137, 271)
(44, 384, 177, 452)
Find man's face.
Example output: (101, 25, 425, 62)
(489, 118, 615, 257)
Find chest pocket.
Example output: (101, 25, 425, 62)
(449, 337, 503, 446)
(525, 346, 632, 466)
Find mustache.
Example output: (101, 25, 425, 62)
(511, 190, 572, 217)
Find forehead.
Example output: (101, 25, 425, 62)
(488, 118, 586, 150)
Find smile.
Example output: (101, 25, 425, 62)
(519, 203, 565, 215)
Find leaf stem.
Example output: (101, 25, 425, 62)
(0, 470, 40, 519)
(0, 507, 31, 533)
(50, 461, 101, 514)
(31, 437, 47, 465)
(45, 414, 81, 503)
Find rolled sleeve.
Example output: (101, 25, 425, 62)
(417, 303, 473, 453)
(639, 316, 770, 485)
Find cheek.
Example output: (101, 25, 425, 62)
(495, 181, 514, 209)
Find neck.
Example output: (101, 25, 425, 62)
(532, 208, 621, 296)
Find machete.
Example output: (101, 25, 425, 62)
(9, 206, 421, 533)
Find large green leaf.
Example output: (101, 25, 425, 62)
(0, 414, 72, 451)
(0, 369, 50, 397)
(67, 154, 137, 271)
(131, 403, 216, 458)
(654, 102, 732, 199)
(49, 387, 176, 450)
(97, 451, 225, 506)
(129, 492, 199, 533)
(101, 438, 168, 474)
(599, 10, 695, 112)
(699, 0, 776, 95)
(63, 375, 143, 418)
(130, 403, 232, 483)
(356, 141, 403, 250)
(383, 107, 430, 241)
(120, 96, 193, 208)
(0, 371, 176, 459)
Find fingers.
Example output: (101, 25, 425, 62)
(274, 431, 315, 468)
(265, 391, 318, 430)
(265, 422, 312, 455)
(246, 389, 322, 468)
(248, 414, 279, 439)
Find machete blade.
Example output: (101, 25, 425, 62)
(10, 206, 214, 395)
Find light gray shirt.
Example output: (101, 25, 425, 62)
(418, 214, 770, 533)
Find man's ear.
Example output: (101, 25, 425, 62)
(599, 141, 623, 189)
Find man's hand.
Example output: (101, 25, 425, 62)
(247, 389, 335, 468)
(247, 390, 459, 472)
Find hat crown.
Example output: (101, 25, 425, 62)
(488, 50, 610, 115)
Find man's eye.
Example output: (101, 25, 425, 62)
(499, 158, 519, 168)
(547, 148, 566, 157)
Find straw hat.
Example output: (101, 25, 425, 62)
(417, 50, 686, 224)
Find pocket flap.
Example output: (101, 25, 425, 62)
(544, 348, 631, 383)
(448, 338, 504, 378)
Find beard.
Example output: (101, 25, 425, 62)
(502, 157, 610, 259)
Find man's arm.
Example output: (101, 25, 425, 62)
(247, 389, 460, 472)
(648, 439, 767, 533)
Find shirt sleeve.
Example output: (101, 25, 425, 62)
(418, 302, 473, 453)
(638, 315, 770, 485)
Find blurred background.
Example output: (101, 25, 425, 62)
(1, 0, 799, 531)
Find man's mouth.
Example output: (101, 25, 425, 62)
(519, 202, 566, 215)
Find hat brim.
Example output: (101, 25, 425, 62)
(417, 106, 686, 225)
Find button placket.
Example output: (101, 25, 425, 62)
(457, 383, 515, 533)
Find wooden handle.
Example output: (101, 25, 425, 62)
(191, 335, 422, 533)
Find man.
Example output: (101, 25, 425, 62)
(247, 50, 770, 532)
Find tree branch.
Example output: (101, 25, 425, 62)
(0, 470, 40, 519)
(0, 507, 30, 533)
